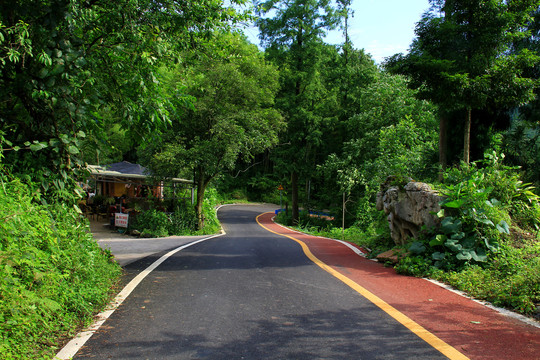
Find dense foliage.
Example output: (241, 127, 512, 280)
(386, 0, 540, 166)
(1, 0, 540, 354)
(0, 170, 121, 359)
(128, 190, 222, 238)
(143, 33, 283, 229)
(395, 153, 540, 314)
(0, 0, 249, 356)
(0, 0, 246, 200)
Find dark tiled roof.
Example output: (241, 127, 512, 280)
(104, 161, 147, 176)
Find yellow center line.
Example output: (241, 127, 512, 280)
(256, 213, 469, 360)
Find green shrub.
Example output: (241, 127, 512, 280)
(170, 204, 198, 233)
(130, 201, 199, 238)
(132, 209, 171, 237)
(199, 188, 222, 234)
(394, 255, 436, 277)
(394, 151, 540, 315)
(0, 176, 121, 359)
(435, 244, 540, 314)
(404, 152, 539, 272)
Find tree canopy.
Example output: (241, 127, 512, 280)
(0, 0, 246, 200)
(145, 33, 283, 228)
(255, 0, 343, 223)
(386, 0, 540, 165)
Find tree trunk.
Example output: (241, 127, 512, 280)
(291, 170, 299, 225)
(438, 114, 448, 181)
(463, 108, 472, 164)
(195, 169, 207, 230)
(305, 178, 311, 212)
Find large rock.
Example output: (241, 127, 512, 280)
(376, 177, 443, 246)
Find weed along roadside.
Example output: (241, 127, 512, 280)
(0, 175, 122, 360)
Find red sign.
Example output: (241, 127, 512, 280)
(278, 184, 284, 191)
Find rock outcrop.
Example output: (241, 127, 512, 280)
(376, 177, 443, 246)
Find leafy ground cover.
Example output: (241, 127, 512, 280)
(0, 174, 122, 359)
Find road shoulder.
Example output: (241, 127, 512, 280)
(256, 212, 540, 360)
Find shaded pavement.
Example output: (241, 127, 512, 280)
(90, 218, 209, 266)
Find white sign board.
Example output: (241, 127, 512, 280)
(115, 213, 129, 228)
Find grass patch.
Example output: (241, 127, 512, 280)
(274, 209, 393, 256)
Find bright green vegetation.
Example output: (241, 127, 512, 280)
(0, 0, 248, 357)
(129, 188, 223, 238)
(1, 0, 540, 356)
(0, 170, 122, 359)
(396, 155, 540, 315)
(142, 32, 283, 229)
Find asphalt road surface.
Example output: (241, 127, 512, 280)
(73, 204, 449, 360)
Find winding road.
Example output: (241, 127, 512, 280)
(66, 204, 539, 360)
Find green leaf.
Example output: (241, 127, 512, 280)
(442, 199, 465, 208)
(429, 234, 447, 247)
(484, 238, 499, 252)
(496, 220, 510, 234)
(471, 248, 487, 262)
(432, 252, 446, 261)
(67, 145, 79, 154)
(445, 239, 462, 252)
(409, 241, 427, 254)
(456, 251, 472, 261)
(461, 237, 476, 248)
(441, 217, 462, 234)
(490, 198, 501, 206)
(450, 231, 465, 240)
(476, 217, 494, 226)
(29, 142, 47, 151)
(73, 204, 82, 214)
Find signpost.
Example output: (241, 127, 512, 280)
(277, 184, 284, 209)
(115, 213, 129, 228)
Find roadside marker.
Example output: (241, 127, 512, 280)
(256, 213, 469, 360)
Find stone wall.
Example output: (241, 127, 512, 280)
(376, 178, 443, 246)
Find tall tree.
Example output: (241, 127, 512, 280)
(255, 0, 342, 223)
(386, 0, 540, 168)
(0, 0, 245, 200)
(146, 34, 283, 229)
(320, 72, 438, 227)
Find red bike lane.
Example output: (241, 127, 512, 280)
(257, 212, 540, 360)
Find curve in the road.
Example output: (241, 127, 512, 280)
(256, 213, 469, 360)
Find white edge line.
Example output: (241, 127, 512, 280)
(54, 233, 225, 360)
(268, 214, 540, 329)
